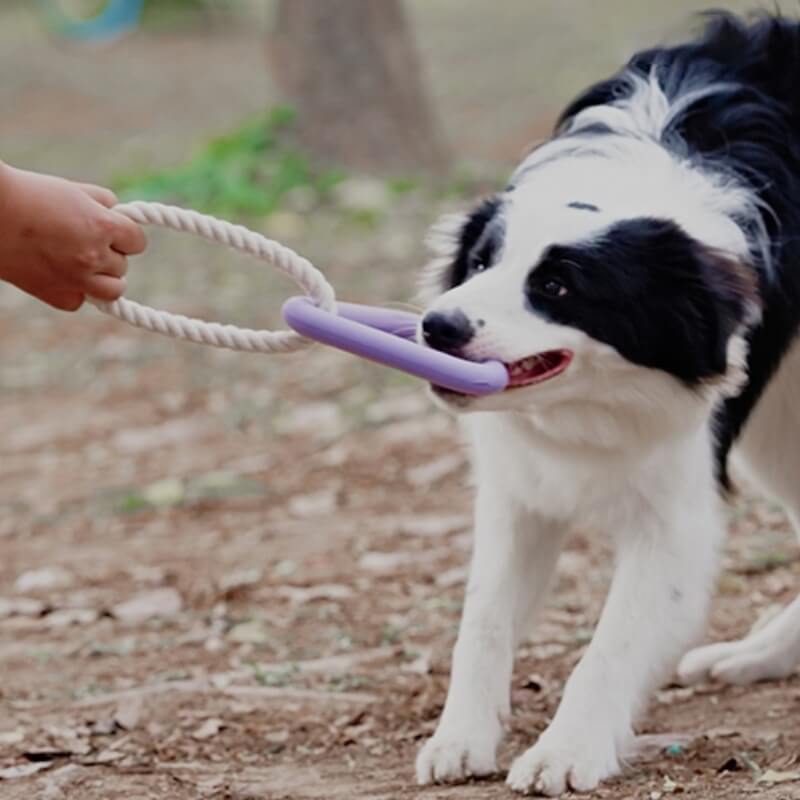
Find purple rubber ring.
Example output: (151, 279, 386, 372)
(282, 296, 509, 396)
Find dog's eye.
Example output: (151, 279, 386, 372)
(538, 278, 569, 298)
(471, 261, 488, 273)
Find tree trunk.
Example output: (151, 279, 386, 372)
(268, 0, 450, 174)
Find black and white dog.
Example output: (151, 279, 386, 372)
(415, 13, 800, 796)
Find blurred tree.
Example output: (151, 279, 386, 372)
(268, 0, 450, 175)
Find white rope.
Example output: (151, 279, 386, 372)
(90, 201, 336, 354)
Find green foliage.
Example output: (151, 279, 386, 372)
(115, 107, 344, 218)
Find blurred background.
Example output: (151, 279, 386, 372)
(2, 3, 798, 799)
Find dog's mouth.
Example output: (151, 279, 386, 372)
(433, 349, 573, 400)
(505, 349, 573, 389)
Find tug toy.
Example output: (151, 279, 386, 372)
(91, 202, 508, 396)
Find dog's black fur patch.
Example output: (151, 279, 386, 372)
(560, 13, 800, 487)
(525, 218, 755, 385)
(448, 196, 504, 288)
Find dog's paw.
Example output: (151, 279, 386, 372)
(506, 727, 621, 796)
(415, 723, 500, 785)
(678, 637, 798, 686)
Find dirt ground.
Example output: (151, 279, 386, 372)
(1, 3, 799, 799)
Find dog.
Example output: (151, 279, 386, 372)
(414, 12, 800, 796)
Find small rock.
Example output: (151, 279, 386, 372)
(288, 488, 339, 518)
(44, 608, 98, 628)
(218, 568, 263, 594)
(192, 718, 224, 740)
(228, 620, 270, 645)
(141, 478, 185, 508)
(111, 588, 182, 624)
(402, 652, 431, 675)
(0, 597, 46, 617)
(15, 567, 74, 592)
(113, 696, 143, 731)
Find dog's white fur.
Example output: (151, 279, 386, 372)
(414, 72, 800, 795)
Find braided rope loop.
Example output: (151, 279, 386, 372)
(90, 201, 336, 354)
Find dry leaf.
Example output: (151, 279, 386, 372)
(0, 762, 53, 780)
(192, 718, 224, 740)
(114, 696, 143, 731)
(15, 567, 74, 592)
(758, 769, 800, 785)
(44, 608, 98, 628)
(277, 584, 354, 604)
(0, 729, 24, 746)
(0, 597, 46, 617)
(111, 588, 182, 623)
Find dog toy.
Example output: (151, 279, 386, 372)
(41, 0, 145, 43)
(90, 201, 508, 396)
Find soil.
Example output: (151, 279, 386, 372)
(1, 3, 798, 799)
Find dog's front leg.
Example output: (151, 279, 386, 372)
(416, 479, 566, 785)
(507, 499, 721, 796)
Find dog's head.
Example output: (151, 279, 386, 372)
(419, 142, 760, 444)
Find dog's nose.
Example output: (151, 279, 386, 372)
(421, 310, 475, 353)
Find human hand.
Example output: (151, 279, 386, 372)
(0, 162, 147, 311)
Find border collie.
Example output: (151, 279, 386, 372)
(414, 12, 800, 796)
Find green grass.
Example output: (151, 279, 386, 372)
(115, 106, 344, 218)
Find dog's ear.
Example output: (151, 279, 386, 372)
(698, 249, 761, 397)
(417, 212, 468, 305)
(417, 195, 504, 305)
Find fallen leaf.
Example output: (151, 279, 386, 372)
(227, 620, 271, 645)
(435, 566, 468, 587)
(141, 478, 185, 508)
(402, 652, 431, 675)
(276, 584, 354, 604)
(395, 514, 470, 537)
(288, 488, 339, 518)
(662, 775, 683, 794)
(758, 769, 800, 785)
(114, 696, 143, 731)
(0, 729, 24, 746)
(0, 762, 53, 780)
(44, 608, 98, 628)
(111, 588, 182, 624)
(192, 718, 224, 740)
(218, 568, 263, 594)
(0, 597, 46, 617)
(15, 567, 74, 592)
(88, 749, 125, 764)
(404, 454, 465, 487)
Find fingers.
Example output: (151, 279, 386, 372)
(79, 183, 118, 209)
(96, 248, 129, 279)
(107, 210, 147, 256)
(84, 273, 127, 303)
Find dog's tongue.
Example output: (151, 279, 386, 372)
(506, 351, 572, 388)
